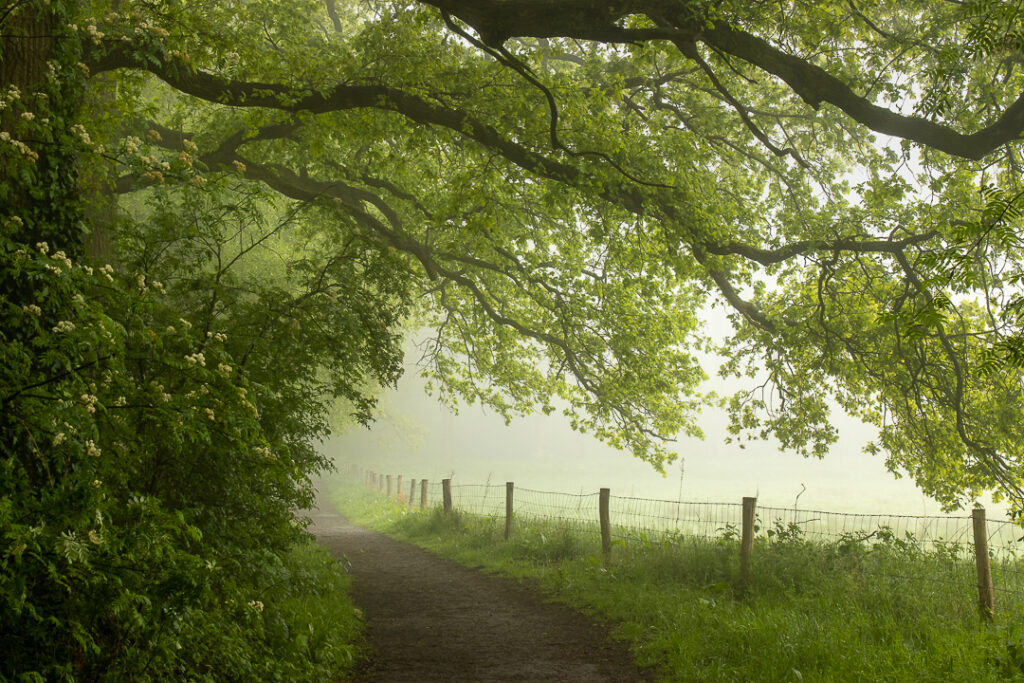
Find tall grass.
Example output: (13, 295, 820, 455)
(334, 480, 1024, 682)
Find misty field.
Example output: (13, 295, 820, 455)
(334, 478, 1024, 682)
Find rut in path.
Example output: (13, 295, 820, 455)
(311, 509, 648, 682)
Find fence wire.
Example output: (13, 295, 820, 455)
(359, 471, 1024, 606)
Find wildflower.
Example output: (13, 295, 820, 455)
(36, 241, 49, 254)
(70, 124, 91, 145)
(20, 112, 34, 121)
(80, 394, 98, 413)
(179, 317, 192, 329)
(51, 250, 72, 269)
(182, 138, 198, 152)
(149, 25, 170, 37)
(143, 170, 164, 183)
(85, 440, 101, 457)
(88, 529, 102, 544)
(248, 600, 263, 612)
(218, 363, 232, 377)
(205, 407, 215, 421)
(213, 332, 227, 342)
(185, 352, 205, 367)
(85, 24, 104, 44)
(9, 215, 22, 226)
(146, 128, 162, 142)
(52, 320, 75, 333)
(123, 135, 140, 154)
(22, 304, 41, 316)
(11, 139, 38, 161)
(232, 160, 246, 173)
(53, 432, 65, 445)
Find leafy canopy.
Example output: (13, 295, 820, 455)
(76, 0, 1024, 510)
(72, 0, 1024, 506)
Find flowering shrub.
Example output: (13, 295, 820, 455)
(0, 5, 404, 677)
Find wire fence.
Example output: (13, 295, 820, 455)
(356, 468, 1024, 614)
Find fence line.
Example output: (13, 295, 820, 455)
(348, 465, 1024, 620)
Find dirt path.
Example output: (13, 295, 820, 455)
(310, 508, 648, 682)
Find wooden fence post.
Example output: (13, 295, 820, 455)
(378, 474, 384, 493)
(599, 488, 611, 565)
(740, 496, 757, 595)
(409, 479, 416, 507)
(505, 482, 514, 540)
(442, 478, 452, 513)
(973, 507, 995, 621)
(396, 475, 403, 502)
(420, 479, 428, 509)
(386, 475, 392, 498)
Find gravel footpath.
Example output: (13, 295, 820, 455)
(311, 508, 648, 682)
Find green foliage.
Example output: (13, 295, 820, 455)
(2, 3, 376, 678)
(10, 0, 1024, 675)
(34, 0, 1024, 511)
(0, 227, 366, 679)
(56, 0, 1024, 509)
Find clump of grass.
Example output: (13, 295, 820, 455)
(333, 479, 1024, 682)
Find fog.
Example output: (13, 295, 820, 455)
(323, 357, 1007, 520)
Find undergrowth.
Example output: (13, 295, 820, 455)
(334, 479, 1024, 682)
(123, 539, 363, 682)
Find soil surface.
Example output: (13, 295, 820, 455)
(310, 507, 649, 682)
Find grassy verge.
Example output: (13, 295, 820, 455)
(254, 540, 363, 681)
(333, 479, 1024, 682)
